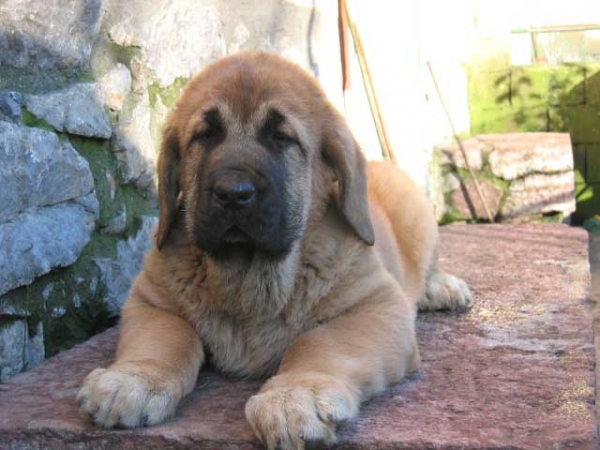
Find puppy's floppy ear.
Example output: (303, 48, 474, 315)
(156, 125, 180, 250)
(322, 111, 375, 246)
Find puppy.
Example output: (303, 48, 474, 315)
(78, 51, 471, 449)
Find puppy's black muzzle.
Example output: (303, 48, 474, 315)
(195, 160, 296, 258)
(211, 172, 257, 210)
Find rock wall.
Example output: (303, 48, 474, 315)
(0, 0, 340, 381)
(436, 133, 575, 223)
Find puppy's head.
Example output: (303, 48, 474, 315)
(156, 52, 374, 258)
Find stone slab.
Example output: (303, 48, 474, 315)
(0, 121, 95, 224)
(501, 172, 576, 219)
(0, 0, 104, 73)
(486, 132, 573, 180)
(448, 176, 504, 220)
(25, 83, 112, 139)
(0, 193, 99, 296)
(0, 224, 595, 449)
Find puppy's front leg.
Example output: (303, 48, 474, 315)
(77, 278, 203, 428)
(246, 280, 418, 450)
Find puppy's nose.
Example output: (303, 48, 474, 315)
(212, 175, 257, 210)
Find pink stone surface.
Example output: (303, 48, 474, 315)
(486, 133, 573, 180)
(0, 224, 595, 449)
(450, 178, 504, 220)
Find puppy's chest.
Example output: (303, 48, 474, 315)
(194, 310, 306, 377)
(183, 263, 339, 377)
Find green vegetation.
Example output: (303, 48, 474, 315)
(467, 60, 600, 220)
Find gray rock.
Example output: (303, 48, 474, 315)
(99, 64, 132, 112)
(487, 133, 573, 180)
(25, 83, 112, 139)
(100, 205, 127, 236)
(94, 216, 157, 315)
(0, 319, 27, 382)
(0, 193, 99, 296)
(0, 319, 44, 382)
(501, 172, 576, 219)
(0, 0, 104, 72)
(25, 321, 44, 371)
(112, 93, 156, 189)
(0, 121, 95, 224)
(106, 1, 225, 87)
(0, 91, 23, 122)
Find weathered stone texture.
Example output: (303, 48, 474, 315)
(0, 121, 95, 223)
(502, 171, 576, 219)
(441, 132, 575, 221)
(112, 92, 156, 188)
(25, 83, 112, 139)
(486, 132, 574, 179)
(0, 122, 98, 296)
(0, 320, 44, 382)
(0, 0, 104, 71)
(0, 225, 593, 449)
(0, 91, 23, 122)
(438, 137, 484, 170)
(449, 178, 503, 220)
(0, 193, 99, 296)
(99, 63, 132, 112)
(94, 216, 157, 315)
(106, 0, 225, 87)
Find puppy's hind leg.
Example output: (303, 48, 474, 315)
(418, 269, 472, 312)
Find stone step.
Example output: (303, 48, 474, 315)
(0, 224, 595, 449)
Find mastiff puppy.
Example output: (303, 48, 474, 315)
(78, 51, 471, 449)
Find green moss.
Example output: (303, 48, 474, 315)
(439, 209, 467, 225)
(105, 41, 142, 68)
(68, 136, 157, 237)
(21, 108, 55, 132)
(120, 183, 158, 235)
(548, 64, 585, 106)
(1, 128, 159, 356)
(68, 136, 122, 227)
(467, 59, 600, 220)
(548, 105, 600, 142)
(77, 72, 96, 83)
(467, 67, 510, 109)
(148, 77, 190, 109)
(585, 63, 600, 105)
(470, 105, 549, 135)
(1, 228, 119, 357)
(573, 144, 586, 176)
(510, 66, 550, 108)
(453, 164, 509, 194)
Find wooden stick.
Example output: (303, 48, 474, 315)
(338, 0, 351, 92)
(341, 0, 397, 164)
(426, 60, 494, 223)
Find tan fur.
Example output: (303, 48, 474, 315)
(77, 52, 471, 449)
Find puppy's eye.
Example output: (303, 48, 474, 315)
(271, 131, 296, 148)
(198, 127, 222, 142)
(190, 127, 223, 149)
(191, 108, 225, 148)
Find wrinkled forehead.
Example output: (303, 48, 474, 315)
(178, 56, 324, 144)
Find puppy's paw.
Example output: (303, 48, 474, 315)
(77, 362, 182, 428)
(245, 374, 358, 450)
(420, 271, 472, 312)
